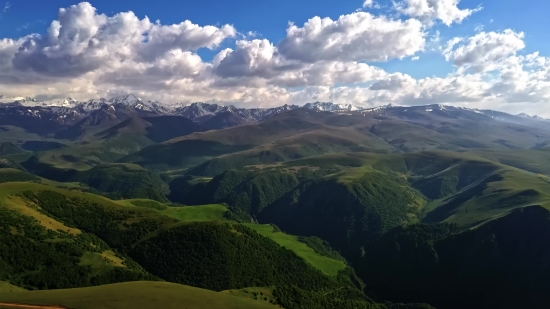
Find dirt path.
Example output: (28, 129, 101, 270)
(0, 303, 70, 309)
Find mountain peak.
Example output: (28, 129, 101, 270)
(303, 102, 359, 112)
(517, 113, 548, 121)
(108, 94, 142, 104)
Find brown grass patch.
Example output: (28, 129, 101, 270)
(100, 250, 125, 267)
(3, 196, 80, 235)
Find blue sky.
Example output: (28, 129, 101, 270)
(1, 0, 547, 79)
(1, 0, 546, 39)
(0, 0, 550, 114)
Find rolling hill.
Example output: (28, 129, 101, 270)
(0, 181, 426, 309)
(0, 281, 279, 309)
(3, 102, 550, 308)
(123, 106, 550, 173)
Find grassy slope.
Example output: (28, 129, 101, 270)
(261, 150, 550, 231)
(115, 200, 230, 221)
(0, 169, 40, 184)
(473, 148, 550, 175)
(244, 224, 347, 276)
(0, 183, 345, 282)
(162, 204, 228, 221)
(114, 200, 347, 277)
(0, 282, 26, 293)
(122, 107, 550, 174)
(423, 168, 550, 225)
(0, 186, 177, 278)
(0, 182, 174, 226)
(221, 287, 278, 306)
(0, 281, 277, 309)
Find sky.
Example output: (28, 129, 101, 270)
(0, 0, 549, 116)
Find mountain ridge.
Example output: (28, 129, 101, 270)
(2, 93, 548, 122)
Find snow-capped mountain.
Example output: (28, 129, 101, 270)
(172, 102, 300, 122)
(1, 93, 549, 134)
(46, 97, 80, 107)
(0, 95, 38, 106)
(77, 98, 109, 111)
(106, 94, 172, 114)
(518, 113, 548, 121)
(303, 102, 359, 112)
(174, 102, 230, 119)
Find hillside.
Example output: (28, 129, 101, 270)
(0, 143, 26, 156)
(123, 106, 550, 172)
(121, 110, 333, 170)
(20, 160, 169, 201)
(199, 111, 252, 130)
(0, 281, 278, 309)
(3, 103, 550, 308)
(95, 116, 204, 144)
(357, 205, 550, 309)
(0, 182, 429, 309)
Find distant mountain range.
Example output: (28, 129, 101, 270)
(1, 94, 548, 138)
(1, 93, 547, 120)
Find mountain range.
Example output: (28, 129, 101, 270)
(2, 93, 550, 309)
(1, 93, 548, 137)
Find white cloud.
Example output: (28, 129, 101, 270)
(395, 0, 481, 26)
(11, 2, 235, 77)
(369, 73, 415, 90)
(363, 0, 374, 7)
(277, 12, 426, 62)
(0, 1, 550, 117)
(443, 30, 526, 73)
(2, 2, 10, 13)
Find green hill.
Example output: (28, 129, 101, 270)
(119, 202, 348, 277)
(0, 143, 26, 156)
(20, 160, 169, 201)
(0, 281, 278, 309)
(244, 223, 347, 276)
(173, 160, 426, 254)
(0, 169, 40, 184)
(161, 204, 229, 221)
(122, 108, 550, 173)
(1, 182, 412, 309)
(357, 205, 550, 309)
(5, 107, 550, 309)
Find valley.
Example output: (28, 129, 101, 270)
(1, 97, 550, 309)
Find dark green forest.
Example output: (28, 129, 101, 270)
(0, 190, 404, 308)
(0, 206, 155, 290)
(20, 159, 169, 201)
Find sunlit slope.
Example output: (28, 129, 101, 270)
(0, 281, 277, 309)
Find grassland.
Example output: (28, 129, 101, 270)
(473, 148, 550, 175)
(244, 224, 347, 276)
(0, 282, 26, 293)
(162, 204, 228, 221)
(221, 287, 278, 306)
(423, 168, 550, 226)
(0, 281, 277, 309)
(118, 201, 346, 276)
(0, 182, 176, 226)
(116, 200, 229, 221)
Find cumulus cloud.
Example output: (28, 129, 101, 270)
(139, 20, 236, 61)
(277, 12, 425, 62)
(369, 73, 415, 90)
(395, 0, 481, 26)
(213, 39, 284, 79)
(11, 2, 235, 77)
(443, 30, 526, 73)
(0, 1, 549, 116)
(363, 0, 374, 7)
